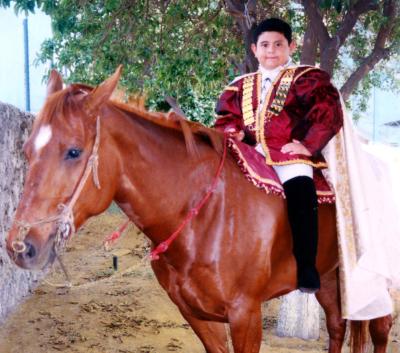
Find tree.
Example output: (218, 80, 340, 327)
(224, 0, 400, 107)
(1, 0, 399, 122)
(301, 0, 400, 101)
(3, 0, 242, 125)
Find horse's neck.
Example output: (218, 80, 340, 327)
(105, 107, 215, 241)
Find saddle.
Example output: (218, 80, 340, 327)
(228, 138, 335, 204)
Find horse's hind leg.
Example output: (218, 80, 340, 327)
(316, 269, 346, 353)
(228, 299, 262, 353)
(181, 313, 229, 353)
(369, 314, 393, 353)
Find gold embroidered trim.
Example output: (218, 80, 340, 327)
(242, 74, 256, 126)
(267, 69, 296, 116)
(293, 67, 320, 83)
(256, 70, 287, 145)
(224, 86, 239, 92)
(264, 152, 328, 169)
(230, 72, 255, 84)
(256, 69, 291, 148)
(316, 190, 335, 196)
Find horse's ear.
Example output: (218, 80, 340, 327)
(85, 65, 122, 116)
(47, 70, 63, 96)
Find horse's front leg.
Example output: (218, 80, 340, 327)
(178, 313, 230, 353)
(369, 314, 393, 353)
(228, 298, 262, 353)
(151, 259, 230, 353)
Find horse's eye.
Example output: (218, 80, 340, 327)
(65, 148, 82, 160)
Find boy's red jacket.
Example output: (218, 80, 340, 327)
(215, 66, 343, 169)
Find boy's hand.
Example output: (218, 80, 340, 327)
(281, 139, 311, 156)
(225, 128, 245, 142)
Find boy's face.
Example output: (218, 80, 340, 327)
(251, 31, 296, 70)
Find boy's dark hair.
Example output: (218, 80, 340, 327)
(252, 18, 292, 44)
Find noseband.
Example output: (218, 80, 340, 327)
(11, 116, 102, 256)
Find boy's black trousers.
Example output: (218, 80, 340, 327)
(283, 176, 320, 291)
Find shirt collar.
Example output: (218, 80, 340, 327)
(259, 58, 293, 81)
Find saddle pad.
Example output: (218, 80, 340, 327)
(228, 138, 335, 204)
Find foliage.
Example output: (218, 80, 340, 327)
(1, 0, 400, 124)
(310, 0, 399, 112)
(18, 0, 244, 124)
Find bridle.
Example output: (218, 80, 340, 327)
(11, 116, 102, 256)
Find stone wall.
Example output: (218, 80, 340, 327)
(0, 102, 41, 323)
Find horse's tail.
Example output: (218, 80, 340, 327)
(349, 320, 370, 353)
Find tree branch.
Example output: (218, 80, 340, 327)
(224, 0, 258, 73)
(374, 0, 397, 50)
(340, 48, 391, 101)
(224, 0, 245, 18)
(335, 0, 379, 47)
(301, 0, 330, 44)
(300, 20, 318, 65)
(340, 0, 398, 101)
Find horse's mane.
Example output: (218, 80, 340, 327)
(110, 100, 224, 155)
(39, 83, 224, 156)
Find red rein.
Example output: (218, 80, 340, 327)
(104, 135, 228, 260)
(103, 219, 131, 250)
(150, 134, 228, 260)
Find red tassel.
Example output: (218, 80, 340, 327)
(103, 219, 130, 250)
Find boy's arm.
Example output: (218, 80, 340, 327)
(214, 84, 245, 137)
(295, 70, 343, 156)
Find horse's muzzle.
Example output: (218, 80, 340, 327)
(7, 234, 55, 270)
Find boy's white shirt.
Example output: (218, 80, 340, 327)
(258, 57, 293, 107)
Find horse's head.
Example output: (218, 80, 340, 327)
(6, 67, 122, 270)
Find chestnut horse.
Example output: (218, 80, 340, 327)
(6, 68, 392, 353)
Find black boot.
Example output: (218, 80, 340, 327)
(283, 176, 320, 294)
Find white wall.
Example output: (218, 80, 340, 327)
(355, 88, 400, 146)
(0, 8, 52, 113)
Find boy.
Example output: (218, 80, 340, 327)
(214, 18, 343, 293)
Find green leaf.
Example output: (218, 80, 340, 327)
(318, 0, 333, 10)
(333, 0, 342, 13)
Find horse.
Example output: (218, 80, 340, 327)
(6, 67, 393, 353)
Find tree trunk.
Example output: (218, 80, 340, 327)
(300, 21, 318, 66)
(0, 102, 41, 323)
(224, 0, 258, 73)
(276, 291, 320, 339)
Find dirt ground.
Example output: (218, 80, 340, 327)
(0, 212, 399, 353)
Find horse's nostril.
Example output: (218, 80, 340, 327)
(11, 240, 26, 253)
(24, 241, 36, 259)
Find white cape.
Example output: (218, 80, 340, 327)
(323, 105, 400, 320)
